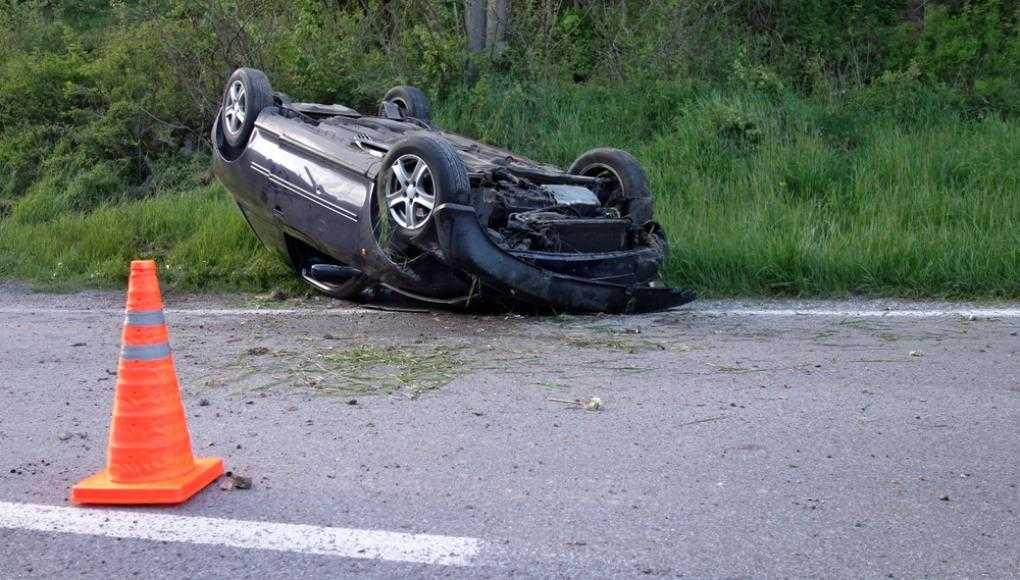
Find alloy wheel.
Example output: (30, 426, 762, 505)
(384, 154, 436, 229)
(223, 80, 247, 135)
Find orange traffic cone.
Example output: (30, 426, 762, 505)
(71, 260, 224, 505)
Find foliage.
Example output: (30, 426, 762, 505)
(887, 0, 1020, 114)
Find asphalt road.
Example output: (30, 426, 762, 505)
(1, 284, 1017, 578)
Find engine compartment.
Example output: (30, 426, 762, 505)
(470, 169, 647, 255)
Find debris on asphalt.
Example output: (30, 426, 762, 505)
(909, 350, 923, 357)
(347, 399, 358, 406)
(247, 346, 271, 356)
(940, 495, 951, 501)
(57, 432, 72, 441)
(548, 396, 604, 412)
(291, 344, 463, 398)
(679, 415, 727, 427)
(220, 471, 253, 491)
(198, 398, 210, 407)
(71, 342, 86, 347)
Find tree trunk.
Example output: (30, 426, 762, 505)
(486, 0, 509, 56)
(465, 0, 487, 54)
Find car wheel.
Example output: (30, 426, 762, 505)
(568, 148, 654, 225)
(376, 135, 470, 245)
(383, 85, 431, 121)
(220, 68, 273, 148)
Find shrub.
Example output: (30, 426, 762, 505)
(887, 0, 1020, 114)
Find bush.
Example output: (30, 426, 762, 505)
(887, 0, 1020, 114)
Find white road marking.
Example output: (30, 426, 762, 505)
(0, 501, 482, 567)
(0, 307, 392, 317)
(167, 307, 395, 317)
(686, 308, 1020, 318)
(0, 305, 1018, 319)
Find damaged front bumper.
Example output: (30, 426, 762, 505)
(433, 203, 695, 314)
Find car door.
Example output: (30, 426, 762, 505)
(250, 113, 377, 262)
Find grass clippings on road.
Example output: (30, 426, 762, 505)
(295, 344, 466, 399)
(561, 335, 667, 354)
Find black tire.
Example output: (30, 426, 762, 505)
(383, 85, 431, 121)
(221, 68, 273, 148)
(375, 135, 469, 246)
(568, 148, 654, 225)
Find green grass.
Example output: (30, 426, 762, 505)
(1, 81, 1017, 299)
(295, 345, 464, 398)
(0, 184, 293, 292)
(437, 82, 1020, 298)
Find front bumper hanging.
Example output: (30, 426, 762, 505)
(433, 203, 695, 314)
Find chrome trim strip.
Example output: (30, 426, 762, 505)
(249, 162, 358, 223)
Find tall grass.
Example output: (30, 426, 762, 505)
(0, 185, 292, 292)
(437, 82, 1020, 298)
(1, 82, 1017, 299)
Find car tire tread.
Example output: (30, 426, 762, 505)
(568, 148, 654, 225)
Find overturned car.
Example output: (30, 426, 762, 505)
(212, 68, 694, 313)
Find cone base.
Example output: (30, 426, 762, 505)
(70, 457, 224, 505)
